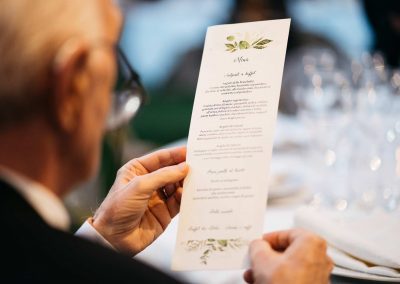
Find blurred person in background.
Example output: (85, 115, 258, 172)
(0, 0, 332, 283)
(164, 0, 348, 115)
(363, 0, 400, 68)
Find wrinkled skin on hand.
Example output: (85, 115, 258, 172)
(91, 146, 188, 256)
(244, 229, 333, 284)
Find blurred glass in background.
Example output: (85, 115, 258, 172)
(66, 0, 400, 227)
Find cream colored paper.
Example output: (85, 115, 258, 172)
(172, 19, 290, 270)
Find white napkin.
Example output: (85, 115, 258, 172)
(294, 207, 400, 280)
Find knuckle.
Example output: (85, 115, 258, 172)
(304, 233, 327, 249)
(117, 159, 140, 175)
(132, 175, 145, 189)
(116, 167, 124, 176)
(129, 159, 142, 170)
(300, 231, 315, 243)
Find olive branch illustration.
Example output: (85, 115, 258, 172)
(225, 35, 272, 52)
(184, 238, 248, 265)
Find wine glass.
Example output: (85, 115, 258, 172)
(295, 49, 352, 209)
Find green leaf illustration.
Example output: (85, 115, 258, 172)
(225, 43, 237, 52)
(251, 37, 263, 45)
(217, 240, 228, 247)
(239, 40, 250, 49)
(256, 39, 272, 46)
(185, 238, 248, 265)
(224, 35, 272, 53)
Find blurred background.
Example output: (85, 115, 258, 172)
(65, 0, 400, 229)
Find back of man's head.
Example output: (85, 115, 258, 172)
(0, 0, 104, 128)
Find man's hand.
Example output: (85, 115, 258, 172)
(90, 146, 188, 256)
(244, 229, 333, 284)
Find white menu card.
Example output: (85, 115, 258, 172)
(172, 19, 290, 270)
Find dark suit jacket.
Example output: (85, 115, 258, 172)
(0, 180, 183, 283)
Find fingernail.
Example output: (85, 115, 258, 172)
(178, 162, 188, 171)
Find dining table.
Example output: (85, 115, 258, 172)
(135, 113, 399, 284)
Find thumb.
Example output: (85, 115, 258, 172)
(249, 239, 280, 271)
(129, 162, 188, 198)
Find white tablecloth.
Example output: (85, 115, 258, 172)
(135, 114, 312, 283)
(135, 114, 400, 283)
(136, 202, 302, 284)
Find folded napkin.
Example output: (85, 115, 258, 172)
(294, 207, 400, 280)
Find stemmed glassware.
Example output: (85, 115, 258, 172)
(295, 49, 400, 212)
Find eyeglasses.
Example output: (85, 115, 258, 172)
(106, 46, 147, 130)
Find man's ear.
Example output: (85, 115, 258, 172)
(50, 38, 91, 133)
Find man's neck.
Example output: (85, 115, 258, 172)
(0, 120, 65, 196)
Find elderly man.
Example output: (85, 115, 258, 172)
(0, 0, 332, 283)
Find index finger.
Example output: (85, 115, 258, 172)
(135, 146, 187, 173)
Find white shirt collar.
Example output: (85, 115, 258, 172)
(0, 166, 70, 231)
